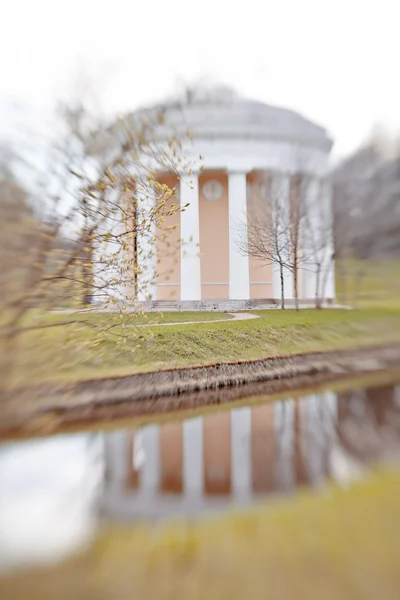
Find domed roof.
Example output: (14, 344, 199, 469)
(156, 85, 332, 151)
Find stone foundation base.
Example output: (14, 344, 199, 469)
(111, 298, 336, 312)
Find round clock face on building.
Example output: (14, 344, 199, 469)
(202, 179, 224, 201)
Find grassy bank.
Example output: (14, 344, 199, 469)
(2, 258, 399, 387)
(1, 468, 400, 599)
(6, 306, 400, 386)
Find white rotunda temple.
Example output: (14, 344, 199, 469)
(98, 85, 335, 310)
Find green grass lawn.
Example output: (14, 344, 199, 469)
(2, 258, 399, 387)
(5, 306, 400, 386)
(1, 467, 399, 600)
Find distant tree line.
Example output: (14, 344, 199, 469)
(332, 134, 400, 260)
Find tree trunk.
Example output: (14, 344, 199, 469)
(82, 240, 93, 306)
(320, 257, 333, 307)
(315, 265, 322, 309)
(293, 265, 299, 311)
(132, 205, 138, 299)
(280, 264, 285, 309)
(292, 238, 299, 311)
(338, 260, 346, 305)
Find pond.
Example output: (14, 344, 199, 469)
(1, 380, 400, 572)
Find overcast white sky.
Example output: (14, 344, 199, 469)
(1, 0, 399, 157)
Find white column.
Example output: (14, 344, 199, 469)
(301, 178, 335, 302)
(322, 180, 336, 300)
(136, 185, 157, 301)
(180, 174, 201, 301)
(271, 174, 293, 301)
(228, 171, 250, 299)
(183, 417, 203, 497)
(301, 178, 318, 299)
(231, 407, 252, 500)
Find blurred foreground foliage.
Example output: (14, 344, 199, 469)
(1, 467, 400, 599)
(0, 89, 194, 392)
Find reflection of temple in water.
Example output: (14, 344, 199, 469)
(101, 393, 335, 518)
(1, 384, 398, 568)
(100, 385, 399, 519)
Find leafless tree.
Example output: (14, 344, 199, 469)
(332, 130, 400, 304)
(238, 173, 292, 309)
(239, 160, 335, 311)
(289, 173, 308, 311)
(301, 178, 335, 308)
(332, 130, 400, 260)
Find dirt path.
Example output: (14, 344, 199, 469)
(136, 311, 260, 327)
(49, 310, 260, 326)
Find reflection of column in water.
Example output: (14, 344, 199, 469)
(330, 392, 366, 483)
(183, 417, 203, 498)
(139, 425, 160, 496)
(274, 399, 295, 491)
(126, 431, 141, 490)
(133, 429, 145, 470)
(104, 429, 132, 490)
(251, 403, 276, 493)
(322, 391, 339, 479)
(231, 407, 252, 500)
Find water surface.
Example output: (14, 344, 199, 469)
(1, 381, 399, 571)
